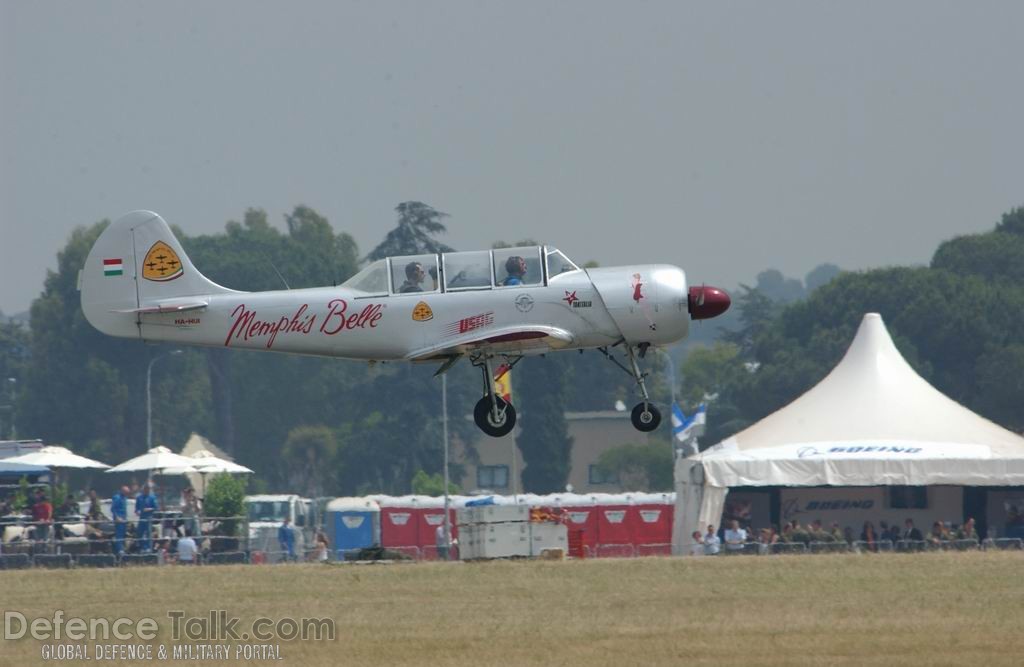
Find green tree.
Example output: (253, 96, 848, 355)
(596, 440, 673, 491)
(204, 474, 247, 540)
(282, 425, 338, 498)
(365, 201, 455, 260)
(805, 263, 842, 293)
(0, 320, 29, 438)
(755, 269, 805, 303)
(516, 357, 574, 493)
(19, 222, 151, 461)
(410, 469, 459, 495)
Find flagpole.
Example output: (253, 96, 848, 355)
(663, 350, 677, 456)
(441, 373, 450, 561)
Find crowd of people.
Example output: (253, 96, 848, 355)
(0, 483, 209, 563)
(689, 517, 981, 555)
(1, 483, 336, 566)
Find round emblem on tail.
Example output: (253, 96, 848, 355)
(142, 241, 184, 282)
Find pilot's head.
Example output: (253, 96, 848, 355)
(505, 256, 527, 277)
(405, 262, 425, 283)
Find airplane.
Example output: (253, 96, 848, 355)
(80, 211, 730, 437)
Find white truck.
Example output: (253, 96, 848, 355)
(244, 494, 316, 562)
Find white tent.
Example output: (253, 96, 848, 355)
(673, 313, 1024, 553)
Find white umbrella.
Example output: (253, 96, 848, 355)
(106, 446, 198, 474)
(107, 446, 199, 511)
(165, 450, 254, 475)
(164, 450, 253, 499)
(2, 445, 109, 470)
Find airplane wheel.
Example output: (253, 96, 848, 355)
(474, 396, 517, 437)
(631, 402, 661, 432)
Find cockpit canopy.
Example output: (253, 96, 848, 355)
(341, 246, 580, 297)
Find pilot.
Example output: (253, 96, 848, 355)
(502, 256, 527, 286)
(400, 262, 426, 293)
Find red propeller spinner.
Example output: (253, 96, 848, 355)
(688, 285, 731, 320)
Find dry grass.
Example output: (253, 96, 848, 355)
(2, 552, 1022, 666)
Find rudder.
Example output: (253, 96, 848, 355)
(80, 210, 236, 338)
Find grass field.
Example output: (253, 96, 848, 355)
(2, 552, 1022, 666)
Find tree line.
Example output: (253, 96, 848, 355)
(5, 203, 1022, 496)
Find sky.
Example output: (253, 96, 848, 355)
(2, 1, 1022, 314)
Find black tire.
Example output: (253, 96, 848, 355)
(474, 396, 517, 437)
(631, 402, 661, 432)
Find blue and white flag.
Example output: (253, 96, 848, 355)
(671, 403, 689, 441)
(672, 403, 706, 442)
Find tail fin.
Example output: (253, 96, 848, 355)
(80, 210, 237, 338)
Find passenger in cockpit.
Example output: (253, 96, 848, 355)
(501, 256, 527, 286)
(400, 262, 426, 293)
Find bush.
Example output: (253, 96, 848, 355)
(204, 474, 246, 538)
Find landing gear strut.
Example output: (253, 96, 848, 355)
(471, 353, 517, 437)
(599, 342, 662, 432)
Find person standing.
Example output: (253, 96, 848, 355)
(689, 530, 705, 556)
(111, 486, 128, 555)
(278, 517, 296, 562)
(724, 520, 747, 554)
(903, 518, 923, 542)
(181, 487, 201, 540)
(30, 489, 53, 548)
(135, 484, 158, 552)
(435, 523, 451, 561)
(957, 517, 978, 542)
(315, 529, 330, 563)
(703, 524, 721, 555)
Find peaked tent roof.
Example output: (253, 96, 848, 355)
(695, 313, 1024, 487)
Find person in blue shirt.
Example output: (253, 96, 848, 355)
(111, 485, 129, 555)
(501, 256, 527, 286)
(278, 517, 296, 562)
(135, 484, 158, 553)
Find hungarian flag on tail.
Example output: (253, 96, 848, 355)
(103, 258, 123, 276)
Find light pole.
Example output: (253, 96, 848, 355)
(441, 372, 451, 560)
(6, 377, 15, 440)
(146, 350, 183, 451)
(662, 350, 677, 409)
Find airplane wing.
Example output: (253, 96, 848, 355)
(406, 325, 575, 361)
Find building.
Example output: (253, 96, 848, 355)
(456, 410, 650, 494)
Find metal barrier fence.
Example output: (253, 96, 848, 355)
(0, 515, 248, 565)
(674, 539, 1000, 556)
(594, 543, 636, 558)
(637, 543, 672, 557)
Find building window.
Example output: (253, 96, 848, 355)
(888, 486, 928, 509)
(477, 465, 509, 489)
(588, 464, 619, 485)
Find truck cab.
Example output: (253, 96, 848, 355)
(245, 494, 316, 562)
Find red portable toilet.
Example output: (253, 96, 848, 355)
(630, 493, 674, 556)
(591, 493, 635, 557)
(371, 495, 462, 560)
(370, 496, 420, 556)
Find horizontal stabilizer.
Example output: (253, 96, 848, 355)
(113, 299, 209, 314)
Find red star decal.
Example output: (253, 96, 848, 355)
(563, 290, 578, 306)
